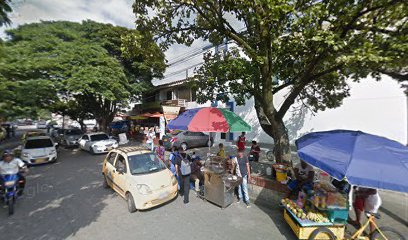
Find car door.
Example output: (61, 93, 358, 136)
(103, 152, 117, 187)
(111, 153, 128, 197)
(78, 135, 89, 150)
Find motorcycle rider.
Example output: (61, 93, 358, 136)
(0, 150, 27, 195)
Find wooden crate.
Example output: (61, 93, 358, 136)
(284, 209, 345, 240)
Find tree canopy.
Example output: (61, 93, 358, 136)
(0, 20, 166, 127)
(133, 0, 407, 162)
(0, 0, 12, 27)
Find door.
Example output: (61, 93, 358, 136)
(104, 152, 117, 187)
(78, 135, 89, 150)
(111, 154, 128, 197)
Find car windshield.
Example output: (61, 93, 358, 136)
(128, 153, 166, 175)
(25, 139, 53, 149)
(90, 134, 109, 141)
(66, 129, 83, 135)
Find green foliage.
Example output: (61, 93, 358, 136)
(0, 0, 12, 27)
(133, 0, 407, 162)
(0, 20, 166, 124)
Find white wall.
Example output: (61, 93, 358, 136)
(233, 76, 407, 145)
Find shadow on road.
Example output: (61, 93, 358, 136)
(0, 148, 112, 240)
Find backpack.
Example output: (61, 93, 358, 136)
(180, 157, 191, 176)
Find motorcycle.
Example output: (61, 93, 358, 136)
(0, 173, 24, 215)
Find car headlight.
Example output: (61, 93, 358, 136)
(171, 176, 178, 186)
(92, 144, 102, 148)
(50, 150, 56, 155)
(136, 184, 152, 195)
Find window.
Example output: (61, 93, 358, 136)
(25, 139, 53, 149)
(115, 154, 127, 173)
(166, 90, 173, 100)
(82, 135, 89, 140)
(107, 152, 117, 165)
(128, 153, 166, 175)
(90, 134, 109, 141)
(65, 129, 83, 135)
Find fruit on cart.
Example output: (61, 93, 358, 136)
(306, 211, 330, 223)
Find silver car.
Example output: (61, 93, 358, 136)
(59, 128, 84, 147)
(162, 131, 213, 150)
(78, 132, 119, 154)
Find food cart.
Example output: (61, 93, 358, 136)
(202, 156, 242, 208)
(282, 130, 408, 240)
(281, 181, 349, 239)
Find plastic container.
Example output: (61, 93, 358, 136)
(266, 167, 272, 176)
(273, 164, 288, 181)
(327, 208, 349, 223)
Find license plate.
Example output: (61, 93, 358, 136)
(35, 158, 47, 163)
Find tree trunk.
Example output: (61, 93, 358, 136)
(254, 98, 292, 164)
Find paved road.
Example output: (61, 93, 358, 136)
(0, 142, 406, 240)
(0, 146, 297, 240)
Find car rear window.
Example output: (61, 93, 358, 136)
(66, 129, 83, 135)
(90, 134, 109, 141)
(25, 139, 53, 149)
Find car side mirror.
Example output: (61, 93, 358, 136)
(117, 167, 125, 174)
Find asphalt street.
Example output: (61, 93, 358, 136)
(0, 129, 406, 240)
(0, 145, 298, 240)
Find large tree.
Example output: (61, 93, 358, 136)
(0, 20, 166, 128)
(0, 0, 12, 27)
(133, 0, 407, 162)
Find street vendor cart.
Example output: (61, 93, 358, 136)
(282, 130, 407, 240)
(203, 156, 242, 208)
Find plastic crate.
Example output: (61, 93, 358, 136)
(327, 208, 349, 223)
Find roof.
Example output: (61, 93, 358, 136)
(152, 78, 191, 91)
(115, 146, 151, 155)
(26, 136, 53, 141)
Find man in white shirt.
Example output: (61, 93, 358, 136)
(0, 150, 27, 195)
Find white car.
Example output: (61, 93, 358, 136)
(102, 147, 178, 212)
(36, 121, 47, 129)
(20, 136, 58, 165)
(78, 132, 118, 154)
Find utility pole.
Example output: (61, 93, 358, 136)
(405, 86, 408, 146)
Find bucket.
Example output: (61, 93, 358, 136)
(273, 164, 288, 182)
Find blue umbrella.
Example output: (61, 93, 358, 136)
(296, 130, 408, 193)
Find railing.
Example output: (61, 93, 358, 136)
(161, 99, 186, 107)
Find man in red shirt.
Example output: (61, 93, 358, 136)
(237, 132, 246, 151)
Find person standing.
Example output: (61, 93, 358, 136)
(155, 140, 166, 164)
(349, 187, 382, 233)
(145, 129, 155, 151)
(235, 149, 251, 208)
(249, 140, 261, 162)
(237, 132, 246, 152)
(175, 147, 192, 204)
(217, 143, 226, 158)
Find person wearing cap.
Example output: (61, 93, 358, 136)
(0, 150, 27, 195)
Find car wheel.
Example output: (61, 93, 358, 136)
(181, 142, 188, 151)
(102, 175, 109, 189)
(126, 192, 137, 213)
(90, 147, 95, 155)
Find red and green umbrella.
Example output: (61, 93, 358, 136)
(167, 107, 251, 132)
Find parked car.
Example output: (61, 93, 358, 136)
(59, 128, 84, 147)
(162, 130, 213, 150)
(102, 147, 178, 213)
(20, 136, 58, 165)
(36, 120, 47, 129)
(78, 132, 118, 154)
